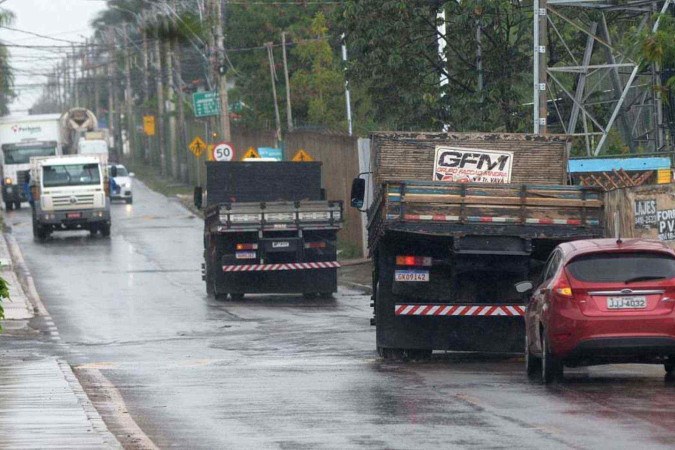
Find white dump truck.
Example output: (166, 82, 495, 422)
(0, 114, 62, 210)
(29, 154, 111, 239)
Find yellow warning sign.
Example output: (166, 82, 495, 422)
(143, 115, 155, 136)
(657, 168, 671, 184)
(189, 136, 207, 157)
(291, 148, 314, 162)
(241, 146, 260, 160)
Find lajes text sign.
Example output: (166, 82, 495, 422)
(433, 146, 513, 183)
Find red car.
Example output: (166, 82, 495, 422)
(519, 238, 675, 383)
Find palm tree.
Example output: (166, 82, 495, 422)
(0, 6, 15, 116)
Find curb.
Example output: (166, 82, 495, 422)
(3, 229, 122, 448)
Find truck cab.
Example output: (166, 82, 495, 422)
(1, 140, 59, 210)
(30, 155, 111, 240)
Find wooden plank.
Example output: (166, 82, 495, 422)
(401, 194, 602, 208)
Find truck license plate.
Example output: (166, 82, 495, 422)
(607, 296, 647, 309)
(236, 251, 256, 259)
(395, 270, 429, 282)
(66, 212, 82, 219)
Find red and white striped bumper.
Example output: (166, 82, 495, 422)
(223, 261, 340, 272)
(395, 304, 525, 316)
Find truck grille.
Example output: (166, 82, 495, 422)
(17, 170, 29, 185)
(52, 194, 95, 208)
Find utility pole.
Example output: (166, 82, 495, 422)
(281, 32, 293, 132)
(215, 0, 231, 142)
(154, 18, 166, 173)
(265, 42, 281, 145)
(172, 38, 189, 182)
(165, 29, 177, 177)
(63, 58, 70, 108)
(341, 34, 353, 136)
(533, 0, 547, 134)
(72, 44, 79, 106)
(141, 10, 151, 162)
(123, 25, 135, 162)
(92, 40, 100, 119)
(106, 29, 117, 157)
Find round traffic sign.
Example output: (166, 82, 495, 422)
(212, 142, 235, 161)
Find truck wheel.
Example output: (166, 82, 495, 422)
(377, 346, 404, 360)
(126, 197, 133, 204)
(99, 223, 111, 237)
(13, 201, 21, 210)
(230, 293, 244, 301)
(205, 262, 215, 296)
(5, 202, 13, 211)
(665, 358, 674, 375)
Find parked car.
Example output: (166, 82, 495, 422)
(109, 164, 134, 204)
(518, 238, 675, 383)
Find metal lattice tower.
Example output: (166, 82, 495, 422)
(534, 0, 673, 155)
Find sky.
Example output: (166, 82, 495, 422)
(1, 0, 107, 115)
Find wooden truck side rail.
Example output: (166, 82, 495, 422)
(367, 180, 604, 251)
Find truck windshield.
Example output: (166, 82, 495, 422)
(42, 163, 101, 188)
(2, 146, 57, 164)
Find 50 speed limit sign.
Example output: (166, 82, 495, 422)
(212, 142, 235, 161)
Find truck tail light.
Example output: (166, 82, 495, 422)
(304, 242, 326, 249)
(395, 255, 432, 267)
(236, 243, 258, 250)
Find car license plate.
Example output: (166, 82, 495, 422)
(66, 212, 82, 219)
(395, 270, 429, 282)
(607, 296, 647, 309)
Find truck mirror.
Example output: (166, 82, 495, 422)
(350, 178, 365, 209)
(194, 186, 203, 210)
(515, 281, 533, 294)
(110, 165, 118, 177)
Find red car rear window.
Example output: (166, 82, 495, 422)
(566, 252, 675, 283)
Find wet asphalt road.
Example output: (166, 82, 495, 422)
(5, 180, 675, 449)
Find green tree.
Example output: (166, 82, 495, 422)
(339, 0, 533, 132)
(290, 13, 347, 130)
(0, 6, 16, 116)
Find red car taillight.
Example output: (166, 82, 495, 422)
(552, 273, 573, 298)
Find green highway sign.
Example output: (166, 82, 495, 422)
(192, 91, 221, 118)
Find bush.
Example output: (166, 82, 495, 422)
(0, 276, 8, 331)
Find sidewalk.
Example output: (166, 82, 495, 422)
(0, 230, 120, 449)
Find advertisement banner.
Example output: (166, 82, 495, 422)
(433, 146, 513, 183)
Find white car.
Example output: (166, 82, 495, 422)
(109, 164, 134, 204)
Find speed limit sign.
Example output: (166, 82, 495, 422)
(212, 142, 235, 161)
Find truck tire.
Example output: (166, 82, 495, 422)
(5, 202, 12, 211)
(665, 358, 674, 375)
(99, 223, 111, 237)
(13, 201, 21, 210)
(126, 197, 133, 204)
(230, 293, 244, 301)
(375, 246, 405, 360)
(205, 261, 215, 296)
